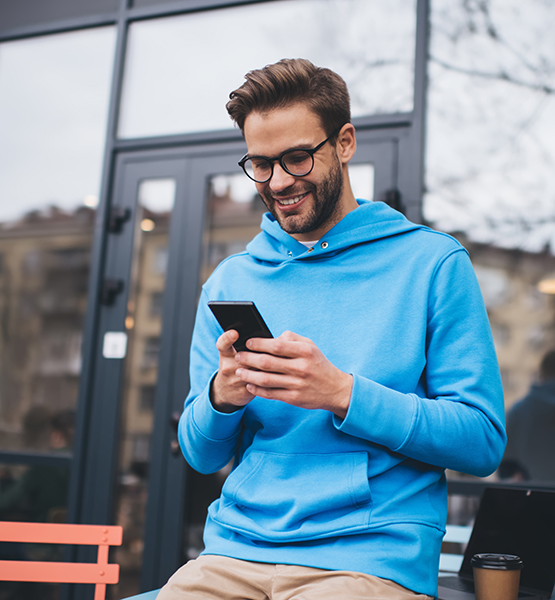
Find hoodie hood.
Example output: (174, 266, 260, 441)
(246, 199, 423, 263)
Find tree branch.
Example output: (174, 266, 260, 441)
(430, 55, 555, 94)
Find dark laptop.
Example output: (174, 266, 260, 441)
(438, 487, 555, 600)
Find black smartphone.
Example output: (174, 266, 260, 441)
(208, 301, 273, 352)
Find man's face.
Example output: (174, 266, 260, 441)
(243, 103, 346, 242)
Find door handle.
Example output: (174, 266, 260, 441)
(108, 207, 132, 233)
(100, 279, 124, 306)
(170, 412, 180, 456)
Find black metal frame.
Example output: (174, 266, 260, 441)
(0, 450, 71, 468)
(447, 479, 555, 497)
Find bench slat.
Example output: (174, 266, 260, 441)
(0, 521, 122, 545)
(0, 560, 119, 584)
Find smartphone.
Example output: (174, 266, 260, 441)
(208, 301, 273, 352)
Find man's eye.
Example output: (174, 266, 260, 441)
(286, 151, 309, 164)
(251, 158, 270, 170)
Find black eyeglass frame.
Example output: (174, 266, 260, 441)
(238, 127, 343, 183)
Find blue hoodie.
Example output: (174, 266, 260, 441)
(179, 200, 506, 597)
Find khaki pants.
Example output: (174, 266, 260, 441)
(157, 555, 433, 600)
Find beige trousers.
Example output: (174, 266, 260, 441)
(157, 555, 433, 600)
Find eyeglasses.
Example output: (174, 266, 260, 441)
(238, 128, 341, 183)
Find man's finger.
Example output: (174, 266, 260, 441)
(245, 331, 308, 356)
(236, 367, 297, 390)
(216, 329, 239, 354)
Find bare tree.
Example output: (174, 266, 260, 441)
(425, 0, 555, 253)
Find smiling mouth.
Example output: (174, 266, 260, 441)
(275, 191, 309, 206)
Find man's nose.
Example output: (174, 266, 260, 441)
(268, 162, 296, 193)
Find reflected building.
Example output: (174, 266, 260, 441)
(455, 235, 555, 409)
(0, 207, 94, 450)
(201, 176, 265, 281)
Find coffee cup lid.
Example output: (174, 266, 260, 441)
(471, 553, 524, 570)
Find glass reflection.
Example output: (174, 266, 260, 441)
(425, 0, 555, 485)
(349, 164, 375, 202)
(0, 213, 94, 454)
(425, 0, 555, 252)
(0, 28, 115, 223)
(0, 29, 115, 516)
(200, 173, 264, 282)
(0, 410, 73, 523)
(112, 178, 176, 599)
(502, 348, 555, 482)
(119, 0, 416, 138)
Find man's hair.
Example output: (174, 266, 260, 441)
(226, 58, 351, 136)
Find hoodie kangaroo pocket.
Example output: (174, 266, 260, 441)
(210, 451, 373, 542)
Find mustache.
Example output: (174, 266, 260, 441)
(264, 182, 315, 201)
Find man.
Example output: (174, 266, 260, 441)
(501, 349, 555, 482)
(159, 59, 505, 599)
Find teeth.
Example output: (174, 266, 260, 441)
(277, 193, 306, 206)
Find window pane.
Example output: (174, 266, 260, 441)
(0, 27, 116, 223)
(0, 28, 115, 454)
(118, 0, 416, 138)
(0, 0, 118, 32)
(425, 0, 555, 484)
(425, 0, 555, 253)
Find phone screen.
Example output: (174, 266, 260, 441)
(208, 301, 273, 352)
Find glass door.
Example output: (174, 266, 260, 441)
(73, 150, 197, 599)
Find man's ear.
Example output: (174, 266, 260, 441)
(335, 123, 357, 165)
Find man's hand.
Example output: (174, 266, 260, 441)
(234, 331, 352, 419)
(210, 329, 255, 413)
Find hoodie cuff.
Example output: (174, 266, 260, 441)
(333, 373, 417, 451)
(190, 374, 247, 441)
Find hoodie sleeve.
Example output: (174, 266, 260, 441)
(178, 288, 246, 474)
(334, 248, 507, 477)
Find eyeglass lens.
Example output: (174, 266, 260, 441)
(244, 150, 314, 182)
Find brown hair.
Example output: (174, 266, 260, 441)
(226, 58, 351, 136)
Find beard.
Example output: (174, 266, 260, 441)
(260, 155, 344, 236)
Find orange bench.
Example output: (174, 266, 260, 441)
(0, 521, 122, 600)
